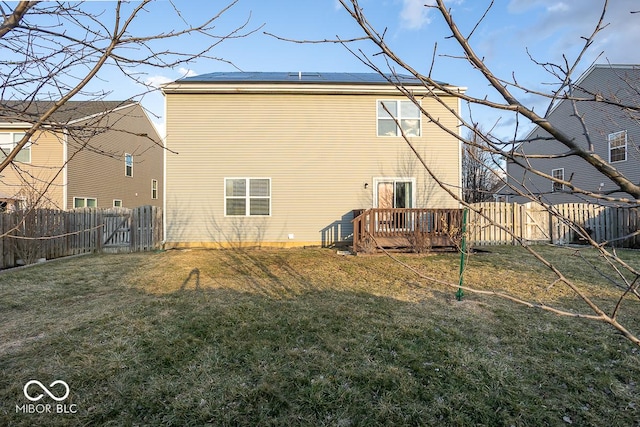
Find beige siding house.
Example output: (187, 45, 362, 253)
(0, 101, 163, 210)
(162, 72, 464, 248)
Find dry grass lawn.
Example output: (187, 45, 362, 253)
(0, 245, 639, 426)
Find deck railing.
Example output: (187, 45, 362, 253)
(352, 208, 463, 252)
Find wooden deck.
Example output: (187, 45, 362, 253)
(352, 208, 463, 253)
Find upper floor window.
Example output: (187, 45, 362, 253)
(151, 179, 158, 199)
(225, 178, 270, 216)
(0, 132, 31, 163)
(125, 153, 133, 177)
(551, 168, 564, 192)
(608, 131, 627, 163)
(377, 100, 421, 137)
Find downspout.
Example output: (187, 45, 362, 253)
(161, 95, 167, 248)
(62, 129, 68, 210)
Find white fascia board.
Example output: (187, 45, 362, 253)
(161, 82, 467, 97)
(0, 122, 32, 128)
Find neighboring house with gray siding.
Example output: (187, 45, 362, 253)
(162, 72, 464, 248)
(0, 101, 163, 210)
(500, 64, 640, 204)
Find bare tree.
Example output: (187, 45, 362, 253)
(316, 0, 640, 344)
(0, 0, 258, 246)
(0, 0, 257, 175)
(462, 128, 502, 203)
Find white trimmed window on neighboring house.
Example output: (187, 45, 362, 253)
(608, 130, 627, 163)
(113, 199, 123, 207)
(151, 179, 158, 199)
(125, 153, 133, 177)
(225, 178, 271, 216)
(551, 168, 564, 192)
(377, 100, 421, 137)
(0, 132, 31, 163)
(74, 197, 97, 208)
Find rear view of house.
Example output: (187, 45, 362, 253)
(162, 72, 464, 248)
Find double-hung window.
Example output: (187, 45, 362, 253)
(125, 153, 133, 177)
(225, 178, 271, 216)
(0, 132, 31, 163)
(551, 168, 564, 192)
(74, 197, 97, 208)
(377, 100, 421, 137)
(608, 130, 627, 163)
(151, 179, 158, 199)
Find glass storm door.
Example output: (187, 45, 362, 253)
(376, 180, 413, 209)
(375, 179, 414, 231)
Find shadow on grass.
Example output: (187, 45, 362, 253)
(180, 268, 201, 292)
(1, 249, 639, 426)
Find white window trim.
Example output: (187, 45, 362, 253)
(125, 153, 133, 177)
(376, 99, 422, 137)
(0, 132, 32, 163)
(113, 199, 123, 207)
(372, 177, 417, 208)
(151, 179, 158, 199)
(224, 177, 272, 217)
(608, 130, 627, 163)
(73, 197, 98, 208)
(551, 168, 564, 192)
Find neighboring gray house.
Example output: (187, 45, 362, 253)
(500, 64, 640, 204)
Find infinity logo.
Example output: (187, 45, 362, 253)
(23, 380, 70, 402)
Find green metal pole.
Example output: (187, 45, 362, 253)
(456, 208, 468, 301)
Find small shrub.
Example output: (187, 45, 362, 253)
(407, 232, 432, 253)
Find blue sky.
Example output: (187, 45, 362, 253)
(82, 0, 640, 138)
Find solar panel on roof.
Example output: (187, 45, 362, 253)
(177, 72, 446, 86)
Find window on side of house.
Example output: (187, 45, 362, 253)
(377, 100, 421, 137)
(225, 178, 271, 216)
(74, 197, 98, 208)
(113, 199, 123, 207)
(608, 130, 627, 163)
(0, 132, 31, 163)
(125, 153, 133, 177)
(151, 179, 158, 199)
(551, 168, 564, 192)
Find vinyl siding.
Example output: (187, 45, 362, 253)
(0, 129, 65, 208)
(506, 65, 640, 204)
(165, 91, 461, 246)
(66, 104, 164, 208)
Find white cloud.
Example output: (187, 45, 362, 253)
(546, 2, 569, 13)
(145, 75, 173, 88)
(178, 67, 198, 78)
(144, 68, 198, 89)
(399, 0, 465, 30)
(400, 0, 433, 30)
(497, 0, 640, 68)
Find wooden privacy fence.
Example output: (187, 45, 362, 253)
(467, 202, 640, 248)
(0, 205, 162, 269)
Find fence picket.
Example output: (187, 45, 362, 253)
(0, 206, 162, 269)
(467, 202, 639, 248)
